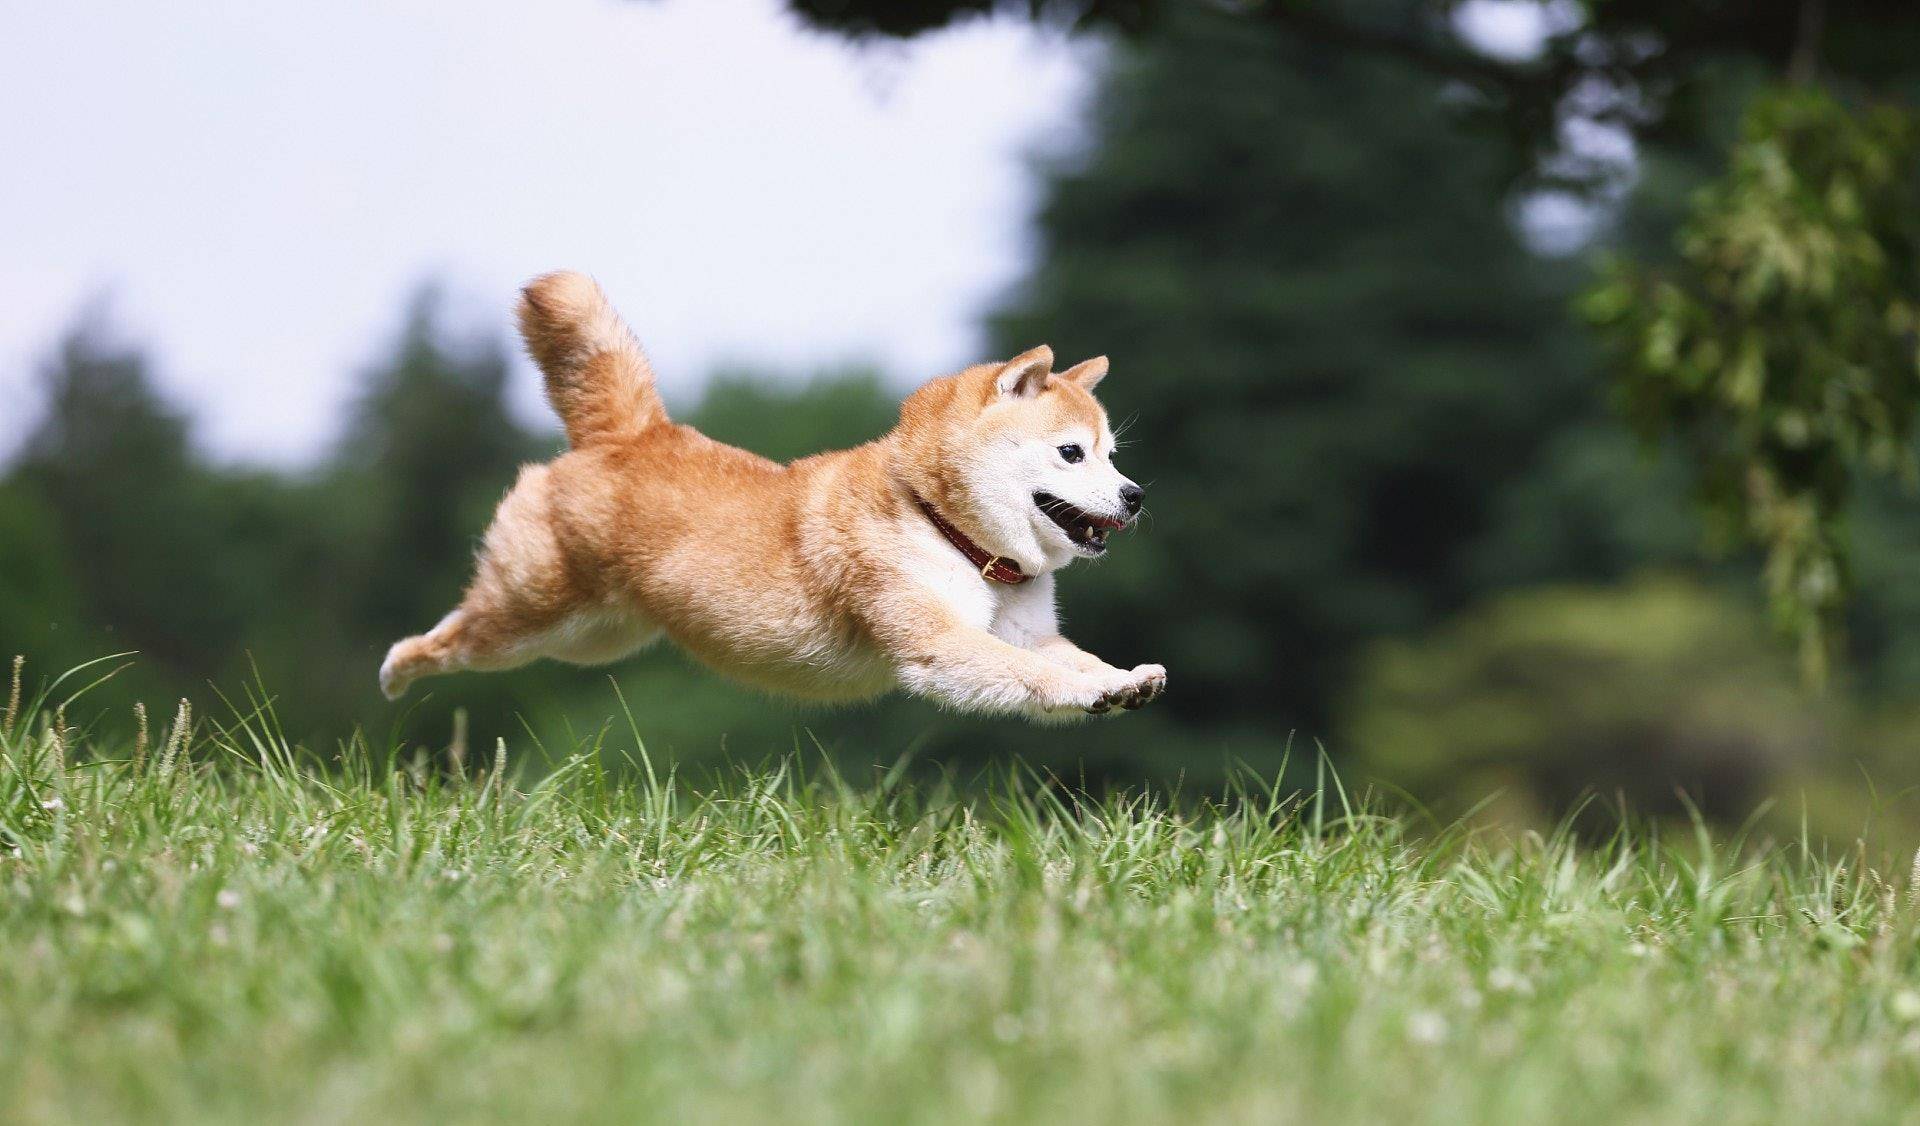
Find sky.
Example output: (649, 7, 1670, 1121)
(0, 0, 1555, 468)
(0, 0, 1097, 465)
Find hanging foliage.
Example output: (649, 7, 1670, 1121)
(1584, 87, 1920, 680)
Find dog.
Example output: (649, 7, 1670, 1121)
(378, 271, 1165, 720)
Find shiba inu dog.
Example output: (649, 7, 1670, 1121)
(379, 271, 1165, 720)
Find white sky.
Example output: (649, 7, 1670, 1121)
(0, 0, 1096, 465)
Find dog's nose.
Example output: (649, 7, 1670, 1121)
(1120, 483, 1144, 515)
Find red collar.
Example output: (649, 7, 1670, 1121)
(915, 496, 1030, 584)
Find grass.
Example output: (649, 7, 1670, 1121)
(6, 660, 1920, 1124)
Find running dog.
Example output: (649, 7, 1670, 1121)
(379, 271, 1164, 720)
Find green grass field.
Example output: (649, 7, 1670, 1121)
(6, 664, 1920, 1124)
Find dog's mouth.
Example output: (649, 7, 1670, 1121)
(1034, 492, 1128, 555)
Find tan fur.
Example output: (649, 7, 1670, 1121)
(380, 271, 1164, 721)
(517, 271, 665, 445)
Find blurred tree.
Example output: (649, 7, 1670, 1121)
(786, 0, 1920, 677)
(329, 287, 551, 641)
(690, 367, 898, 463)
(0, 486, 82, 664)
(9, 317, 233, 676)
(1343, 575, 1828, 832)
(783, 0, 1920, 190)
(221, 286, 560, 740)
(1845, 476, 1920, 692)
(1587, 89, 1920, 678)
(989, 9, 1684, 738)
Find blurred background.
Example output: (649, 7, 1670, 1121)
(5, 0, 1920, 841)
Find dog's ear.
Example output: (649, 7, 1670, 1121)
(1058, 355, 1108, 391)
(994, 346, 1054, 400)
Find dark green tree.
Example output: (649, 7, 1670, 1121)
(329, 287, 551, 641)
(1587, 89, 1920, 677)
(784, 0, 1920, 678)
(10, 316, 230, 675)
(784, 0, 1920, 190)
(989, 10, 1691, 739)
(0, 485, 82, 665)
(691, 367, 898, 464)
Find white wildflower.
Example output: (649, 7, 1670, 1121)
(216, 889, 241, 910)
(1892, 991, 1920, 1022)
(1488, 968, 1533, 996)
(1406, 1010, 1448, 1045)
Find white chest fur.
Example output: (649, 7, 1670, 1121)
(904, 519, 1062, 637)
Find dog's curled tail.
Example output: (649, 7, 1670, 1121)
(518, 271, 666, 446)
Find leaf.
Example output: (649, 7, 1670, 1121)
(1584, 86, 1920, 683)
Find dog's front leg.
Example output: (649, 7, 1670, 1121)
(875, 585, 1162, 720)
(895, 624, 1154, 720)
(991, 576, 1166, 712)
(1027, 636, 1166, 712)
(1032, 634, 1130, 674)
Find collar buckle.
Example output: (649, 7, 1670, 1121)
(914, 494, 1031, 585)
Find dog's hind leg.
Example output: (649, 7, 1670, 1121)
(378, 461, 659, 700)
(380, 609, 485, 700)
(379, 602, 660, 700)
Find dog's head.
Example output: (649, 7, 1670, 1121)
(898, 346, 1143, 574)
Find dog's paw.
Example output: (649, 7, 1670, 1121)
(1029, 674, 1117, 723)
(1086, 663, 1167, 715)
(378, 649, 411, 701)
(1027, 665, 1167, 721)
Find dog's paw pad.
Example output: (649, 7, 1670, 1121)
(1117, 665, 1166, 710)
(1083, 666, 1165, 716)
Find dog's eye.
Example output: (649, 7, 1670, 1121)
(1057, 444, 1085, 464)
